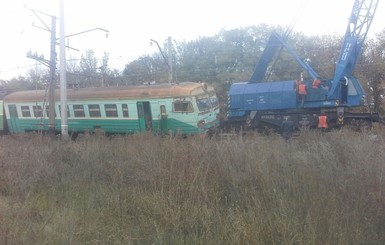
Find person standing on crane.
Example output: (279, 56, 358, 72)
(312, 78, 321, 89)
(298, 81, 307, 107)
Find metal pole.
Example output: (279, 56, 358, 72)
(167, 36, 173, 83)
(150, 39, 171, 83)
(60, 0, 68, 138)
(48, 15, 56, 135)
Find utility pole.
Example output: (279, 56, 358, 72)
(26, 4, 108, 138)
(26, 8, 57, 135)
(59, 0, 68, 138)
(167, 36, 173, 83)
(150, 37, 173, 83)
(58, 4, 108, 138)
(48, 15, 56, 135)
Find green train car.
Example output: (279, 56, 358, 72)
(3, 82, 220, 136)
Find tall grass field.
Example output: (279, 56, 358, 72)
(0, 128, 385, 244)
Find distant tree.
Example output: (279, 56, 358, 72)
(79, 49, 100, 87)
(175, 24, 279, 84)
(123, 55, 157, 85)
(66, 56, 82, 89)
(26, 66, 50, 90)
(106, 68, 124, 87)
(0, 65, 52, 93)
(176, 37, 220, 82)
(67, 51, 116, 88)
(293, 34, 341, 79)
(98, 52, 125, 87)
(100, 52, 109, 87)
(215, 26, 267, 81)
(358, 29, 385, 114)
(1, 76, 36, 95)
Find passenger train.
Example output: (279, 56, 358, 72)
(0, 82, 220, 136)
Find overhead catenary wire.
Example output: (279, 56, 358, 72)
(265, 0, 311, 81)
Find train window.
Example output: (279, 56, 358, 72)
(210, 95, 219, 108)
(21, 106, 31, 117)
(59, 105, 70, 118)
(122, 104, 129, 118)
(173, 101, 193, 113)
(105, 104, 118, 117)
(33, 105, 43, 118)
(196, 97, 211, 112)
(88, 104, 101, 118)
(45, 106, 56, 117)
(73, 105, 85, 117)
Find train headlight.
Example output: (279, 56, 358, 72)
(197, 120, 205, 128)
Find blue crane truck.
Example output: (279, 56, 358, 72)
(226, 0, 382, 131)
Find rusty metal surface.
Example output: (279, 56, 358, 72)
(4, 82, 214, 103)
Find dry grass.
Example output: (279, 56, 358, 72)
(0, 128, 385, 244)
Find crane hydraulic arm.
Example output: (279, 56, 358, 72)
(249, 31, 319, 83)
(328, 0, 379, 99)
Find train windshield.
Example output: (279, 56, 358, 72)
(196, 97, 211, 112)
(196, 93, 219, 112)
(209, 95, 219, 108)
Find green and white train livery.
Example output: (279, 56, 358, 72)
(3, 82, 220, 135)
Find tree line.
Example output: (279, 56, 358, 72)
(1, 24, 384, 112)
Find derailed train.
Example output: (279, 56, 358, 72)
(0, 82, 220, 136)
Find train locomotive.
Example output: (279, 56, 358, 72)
(225, 0, 382, 132)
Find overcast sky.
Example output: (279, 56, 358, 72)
(0, 0, 384, 80)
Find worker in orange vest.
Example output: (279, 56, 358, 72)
(312, 79, 321, 89)
(298, 82, 307, 107)
(318, 113, 328, 131)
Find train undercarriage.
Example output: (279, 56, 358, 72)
(220, 108, 383, 134)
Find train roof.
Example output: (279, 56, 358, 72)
(4, 82, 215, 103)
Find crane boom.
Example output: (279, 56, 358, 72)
(328, 0, 379, 99)
(249, 31, 319, 83)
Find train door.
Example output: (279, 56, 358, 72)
(7, 104, 19, 133)
(136, 101, 152, 131)
(159, 105, 168, 133)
